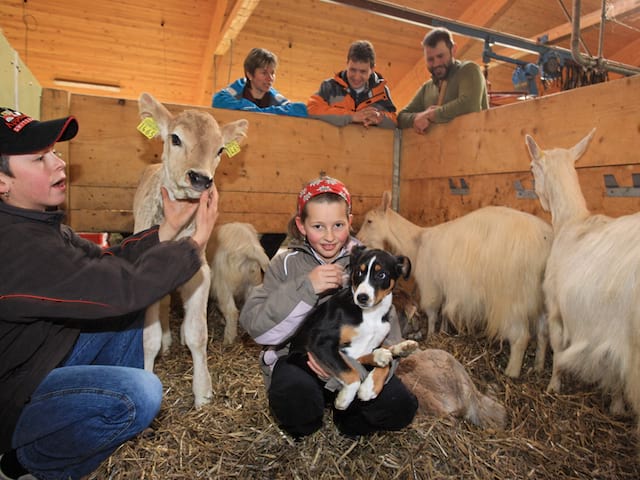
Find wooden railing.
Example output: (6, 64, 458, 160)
(41, 73, 640, 233)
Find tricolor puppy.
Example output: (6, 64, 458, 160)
(292, 245, 418, 410)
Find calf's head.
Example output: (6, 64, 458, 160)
(349, 245, 411, 309)
(139, 92, 248, 199)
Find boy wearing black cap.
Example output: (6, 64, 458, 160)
(0, 108, 220, 480)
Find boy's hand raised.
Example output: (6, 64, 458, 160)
(158, 187, 199, 241)
(158, 185, 220, 249)
(190, 184, 220, 250)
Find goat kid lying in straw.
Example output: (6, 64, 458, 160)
(290, 245, 418, 410)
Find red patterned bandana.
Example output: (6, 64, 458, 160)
(297, 176, 351, 216)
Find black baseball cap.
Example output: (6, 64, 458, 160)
(0, 107, 78, 155)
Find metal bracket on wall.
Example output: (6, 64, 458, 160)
(449, 178, 469, 196)
(514, 179, 537, 199)
(604, 174, 640, 197)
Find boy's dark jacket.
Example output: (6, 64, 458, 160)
(0, 201, 202, 453)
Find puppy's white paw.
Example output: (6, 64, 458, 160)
(389, 340, 419, 357)
(357, 372, 378, 402)
(335, 382, 359, 410)
(372, 348, 393, 367)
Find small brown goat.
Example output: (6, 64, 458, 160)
(396, 349, 506, 429)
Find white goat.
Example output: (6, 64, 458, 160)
(357, 193, 552, 377)
(133, 93, 248, 408)
(207, 222, 269, 345)
(526, 129, 640, 421)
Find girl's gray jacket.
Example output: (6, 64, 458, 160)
(239, 236, 404, 389)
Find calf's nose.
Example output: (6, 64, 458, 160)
(188, 170, 213, 191)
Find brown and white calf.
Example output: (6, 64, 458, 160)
(133, 93, 248, 408)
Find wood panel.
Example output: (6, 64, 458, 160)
(60, 91, 395, 232)
(400, 166, 640, 228)
(4, 0, 637, 111)
(45, 72, 640, 234)
(70, 191, 384, 233)
(399, 74, 640, 226)
(401, 74, 640, 181)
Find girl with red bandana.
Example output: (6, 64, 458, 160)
(239, 175, 417, 439)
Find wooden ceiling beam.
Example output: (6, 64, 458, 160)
(196, 0, 229, 105)
(196, 0, 261, 105)
(391, 0, 513, 107)
(543, 0, 640, 42)
(481, 0, 640, 69)
(214, 0, 261, 56)
(609, 36, 640, 66)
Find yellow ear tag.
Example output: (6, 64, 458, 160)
(224, 140, 241, 157)
(137, 117, 160, 139)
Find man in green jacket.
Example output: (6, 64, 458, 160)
(398, 28, 488, 134)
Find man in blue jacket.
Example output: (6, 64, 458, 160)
(212, 47, 307, 118)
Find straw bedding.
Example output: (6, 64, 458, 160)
(89, 303, 639, 479)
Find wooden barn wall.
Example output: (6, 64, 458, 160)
(399, 74, 640, 227)
(41, 74, 640, 235)
(41, 90, 394, 233)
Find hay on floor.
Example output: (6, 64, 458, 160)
(89, 305, 639, 479)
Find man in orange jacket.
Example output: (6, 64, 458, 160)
(307, 40, 397, 129)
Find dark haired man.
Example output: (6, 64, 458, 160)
(307, 40, 397, 128)
(398, 28, 488, 134)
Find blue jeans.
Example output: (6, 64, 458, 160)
(11, 313, 163, 480)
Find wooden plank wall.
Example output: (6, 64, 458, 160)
(399, 74, 640, 227)
(41, 90, 395, 233)
(42, 74, 640, 235)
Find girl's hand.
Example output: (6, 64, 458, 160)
(307, 352, 331, 380)
(308, 264, 345, 294)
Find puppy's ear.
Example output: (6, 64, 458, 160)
(350, 244, 367, 261)
(396, 255, 411, 279)
(349, 244, 367, 273)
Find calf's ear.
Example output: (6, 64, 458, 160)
(138, 92, 172, 138)
(221, 119, 249, 147)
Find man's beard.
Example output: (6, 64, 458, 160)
(429, 61, 453, 81)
